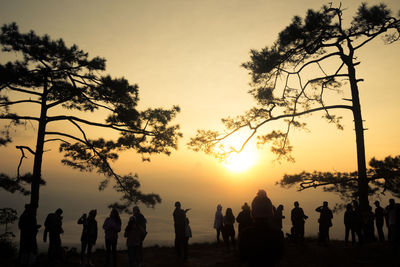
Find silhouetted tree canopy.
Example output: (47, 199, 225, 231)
(189, 3, 400, 208)
(278, 155, 400, 202)
(0, 23, 182, 212)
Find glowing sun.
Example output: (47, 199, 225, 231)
(222, 149, 258, 172)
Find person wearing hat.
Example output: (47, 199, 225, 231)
(374, 200, 385, 241)
(173, 201, 187, 262)
(236, 203, 252, 239)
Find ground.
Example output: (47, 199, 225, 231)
(2, 239, 399, 266)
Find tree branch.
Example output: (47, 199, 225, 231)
(0, 115, 40, 121)
(46, 115, 152, 135)
(0, 99, 41, 107)
(15, 146, 35, 178)
(5, 84, 42, 96)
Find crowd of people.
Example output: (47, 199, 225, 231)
(213, 190, 400, 266)
(212, 189, 284, 266)
(16, 189, 400, 267)
(214, 192, 400, 246)
(18, 205, 147, 267)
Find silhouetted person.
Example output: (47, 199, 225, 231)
(18, 204, 40, 266)
(364, 205, 376, 242)
(374, 201, 385, 242)
(132, 206, 147, 265)
(236, 202, 253, 239)
(125, 215, 146, 267)
(344, 203, 356, 245)
(251, 189, 274, 223)
(352, 200, 363, 244)
(316, 201, 333, 243)
(43, 208, 63, 262)
(103, 208, 121, 267)
(213, 204, 223, 243)
(185, 214, 192, 260)
(173, 201, 187, 262)
(78, 209, 97, 266)
(386, 198, 397, 242)
(239, 220, 284, 267)
(291, 201, 308, 241)
(223, 208, 236, 250)
(273, 205, 285, 230)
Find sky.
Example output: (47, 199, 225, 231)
(0, 0, 400, 248)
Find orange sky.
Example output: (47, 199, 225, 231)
(1, 0, 400, 244)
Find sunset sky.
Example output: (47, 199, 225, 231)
(1, 0, 400, 246)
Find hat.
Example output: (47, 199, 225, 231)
(89, 209, 97, 216)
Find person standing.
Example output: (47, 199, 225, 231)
(78, 209, 97, 266)
(344, 203, 356, 245)
(364, 205, 376, 242)
(185, 212, 192, 260)
(273, 205, 285, 230)
(316, 201, 333, 243)
(352, 200, 363, 244)
(291, 201, 308, 241)
(173, 201, 187, 262)
(385, 198, 397, 242)
(251, 189, 274, 223)
(43, 208, 63, 262)
(103, 208, 122, 267)
(223, 208, 236, 250)
(132, 206, 147, 265)
(213, 204, 224, 243)
(125, 216, 146, 267)
(373, 201, 385, 242)
(18, 204, 40, 266)
(236, 203, 253, 239)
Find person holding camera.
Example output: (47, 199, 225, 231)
(78, 210, 98, 266)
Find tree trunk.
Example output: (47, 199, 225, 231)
(347, 63, 369, 213)
(30, 77, 48, 210)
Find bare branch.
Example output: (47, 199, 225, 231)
(0, 99, 41, 107)
(15, 146, 35, 178)
(44, 138, 70, 144)
(5, 84, 42, 96)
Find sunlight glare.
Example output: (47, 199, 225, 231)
(222, 149, 258, 172)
